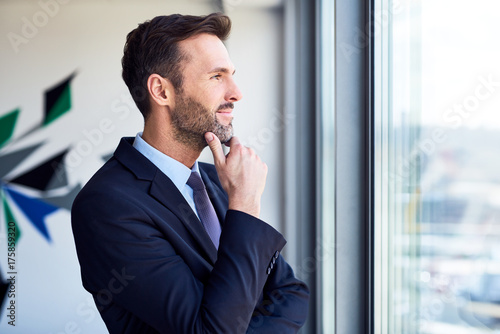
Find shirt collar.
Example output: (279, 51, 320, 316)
(132, 133, 199, 191)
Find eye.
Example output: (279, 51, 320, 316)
(211, 74, 222, 80)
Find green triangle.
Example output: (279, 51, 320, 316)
(3, 192, 21, 245)
(43, 83, 71, 126)
(0, 109, 20, 149)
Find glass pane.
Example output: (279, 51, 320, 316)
(374, 1, 500, 333)
(320, 0, 336, 332)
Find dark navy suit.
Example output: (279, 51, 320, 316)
(71, 137, 309, 333)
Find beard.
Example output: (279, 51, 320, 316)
(170, 93, 234, 151)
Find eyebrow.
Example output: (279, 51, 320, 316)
(208, 67, 236, 75)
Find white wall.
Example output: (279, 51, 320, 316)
(0, 0, 285, 332)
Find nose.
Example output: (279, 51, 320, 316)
(225, 78, 243, 102)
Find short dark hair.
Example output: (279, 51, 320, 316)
(121, 13, 232, 119)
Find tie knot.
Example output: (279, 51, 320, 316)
(187, 171, 205, 191)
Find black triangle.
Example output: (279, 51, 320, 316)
(44, 73, 75, 121)
(9, 150, 68, 191)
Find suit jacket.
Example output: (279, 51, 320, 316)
(71, 137, 309, 333)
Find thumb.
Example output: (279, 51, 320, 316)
(205, 132, 225, 166)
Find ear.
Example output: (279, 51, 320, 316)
(146, 74, 174, 108)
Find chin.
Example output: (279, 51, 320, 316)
(219, 134, 233, 144)
(212, 123, 233, 144)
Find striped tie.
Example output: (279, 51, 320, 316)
(187, 171, 221, 249)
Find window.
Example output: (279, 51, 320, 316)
(374, 0, 500, 333)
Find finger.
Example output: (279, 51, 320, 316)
(227, 136, 241, 149)
(205, 132, 225, 165)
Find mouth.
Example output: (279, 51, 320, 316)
(216, 110, 233, 126)
(217, 102, 234, 114)
(216, 102, 234, 123)
(217, 107, 233, 116)
(216, 110, 233, 119)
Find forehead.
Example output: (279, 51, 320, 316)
(178, 33, 235, 74)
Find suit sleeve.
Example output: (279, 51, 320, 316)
(247, 255, 310, 333)
(72, 190, 286, 334)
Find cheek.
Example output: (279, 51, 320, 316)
(190, 83, 225, 110)
(203, 96, 222, 113)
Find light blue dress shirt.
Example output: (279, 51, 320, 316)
(132, 132, 200, 218)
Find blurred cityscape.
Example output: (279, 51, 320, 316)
(403, 126, 500, 333)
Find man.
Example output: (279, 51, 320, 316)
(71, 13, 309, 333)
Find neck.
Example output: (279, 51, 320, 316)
(141, 116, 201, 169)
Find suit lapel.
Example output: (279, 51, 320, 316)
(149, 171, 218, 265)
(114, 138, 218, 265)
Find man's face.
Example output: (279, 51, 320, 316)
(170, 33, 242, 150)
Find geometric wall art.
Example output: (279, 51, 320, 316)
(0, 73, 80, 315)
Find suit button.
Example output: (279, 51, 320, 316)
(266, 267, 272, 275)
(272, 257, 276, 265)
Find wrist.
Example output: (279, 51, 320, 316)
(228, 196, 261, 218)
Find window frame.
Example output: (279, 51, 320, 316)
(316, 0, 373, 333)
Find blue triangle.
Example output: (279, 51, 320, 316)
(4, 187, 58, 242)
